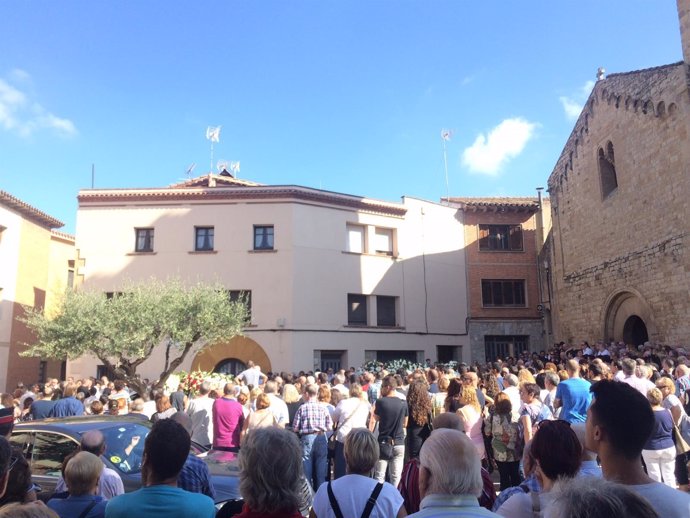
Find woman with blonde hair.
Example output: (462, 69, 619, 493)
(332, 383, 371, 479)
(310, 428, 407, 518)
(642, 387, 676, 487)
(282, 383, 303, 428)
(517, 368, 536, 385)
(457, 385, 485, 460)
(655, 375, 689, 489)
(241, 393, 276, 442)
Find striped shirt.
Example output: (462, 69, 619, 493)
(292, 399, 332, 435)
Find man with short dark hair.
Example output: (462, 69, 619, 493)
(105, 420, 215, 518)
(54, 429, 125, 499)
(554, 359, 591, 423)
(586, 380, 690, 517)
(170, 412, 216, 499)
(212, 383, 244, 451)
(50, 383, 84, 417)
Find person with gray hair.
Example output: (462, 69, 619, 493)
(234, 427, 306, 518)
(502, 374, 521, 414)
(186, 381, 215, 448)
(47, 451, 107, 518)
(409, 428, 499, 517)
(546, 476, 658, 518)
(310, 428, 406, 518)
(53, 430, 124, 499)
(542, 372, 560, 418)
(264, 379, 289, 428)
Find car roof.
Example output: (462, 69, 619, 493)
(13, 415, 152, 435)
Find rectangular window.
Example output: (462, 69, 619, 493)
(254, 225, 274, 250)
(135, 228, 154, 252)
(481, 279, 526, 307)
(67, 260, 75, 288)
(376, 296, 397, 326)
(478, 225, 523, 251)
(374, 227, 394, 256)
(347, 294, 368, 326)
(195, 226, 214, 251)
(228, 290, 252, 320)
(346, 224, 366, 253)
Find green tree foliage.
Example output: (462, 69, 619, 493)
(20, 278, 249, 393)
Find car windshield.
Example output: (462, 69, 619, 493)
(100, 422, 150, 475)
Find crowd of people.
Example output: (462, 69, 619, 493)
(1, 341, 690, 517)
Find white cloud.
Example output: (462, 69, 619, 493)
(0, 72, 77, 138)
(461, 117, 537, 175)
(559, 80, 595, 121)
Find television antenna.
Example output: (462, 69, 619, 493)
(216, 160, 229, 173)
(185, 163, 196, 178)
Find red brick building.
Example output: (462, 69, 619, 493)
(447, 197, 550, 362)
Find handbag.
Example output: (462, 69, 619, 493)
(378, 435, 394, 461)
(674, 414, 690, 455)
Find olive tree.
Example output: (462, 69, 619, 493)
(20, 278, 249, 394)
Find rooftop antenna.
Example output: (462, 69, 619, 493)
(441, 129, 452, 204)
(185, 163, 196, 178)
(205, 126, 221, 171)
(216, 160, 229, 173)
(91, 163, 95, 189)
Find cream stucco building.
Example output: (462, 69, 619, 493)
(68, 172, 470, 380)
(0, 191, 75, 392)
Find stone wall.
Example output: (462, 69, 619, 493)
(546, 63, 690, 345)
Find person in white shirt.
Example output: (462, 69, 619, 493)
(620, 359, 654, 396)
(264, 380, 288, 428)
(236, 361, 267, 389)
(331, 383, 371, 479)
(502, 374, 521, 414)
(586, 380, 690, 518)
(186, 382, 215, 448)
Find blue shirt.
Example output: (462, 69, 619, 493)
(50, 397, 84, 418)
(178, 454, 216, 499)
(491, 475, 541, 512)
(409, 494, 501, 517)
(555, 377, 592, 423)
(48, 494, 107, 518)
(105, 485, 215, 518)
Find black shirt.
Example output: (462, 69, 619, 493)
(374, 396, 408, 445)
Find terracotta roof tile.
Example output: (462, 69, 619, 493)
(0, 190, 64, 229)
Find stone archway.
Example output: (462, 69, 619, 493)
(191, 336, 271, 373)
(602, 289, 657, 345)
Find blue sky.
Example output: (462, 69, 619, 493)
(0, 1, 682, 233)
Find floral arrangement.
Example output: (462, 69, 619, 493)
(165, 370, 235, 397)
(362, 359, 422, 374)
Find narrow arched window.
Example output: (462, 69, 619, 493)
(599, 141, 618, 199)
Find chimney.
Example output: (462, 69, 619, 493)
(678, 0, 690, 63)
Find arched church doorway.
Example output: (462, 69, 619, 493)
(603, 289, 656, 345)
(623, 315, 649, 346)
(191, 336, 271, 373)
(214, 358, 247, 376)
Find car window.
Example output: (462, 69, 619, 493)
(100, 423, 150, 475)
(31, 432, 79, 477)
(9, 431, 31, 457)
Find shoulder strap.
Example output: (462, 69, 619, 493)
(530, 491, 541, 518)
(77, 500, 99, 518)
(360, 483, 384, 518)
(327, 482, 345, 518)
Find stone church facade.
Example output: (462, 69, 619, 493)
(545, 1, 690, 346)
